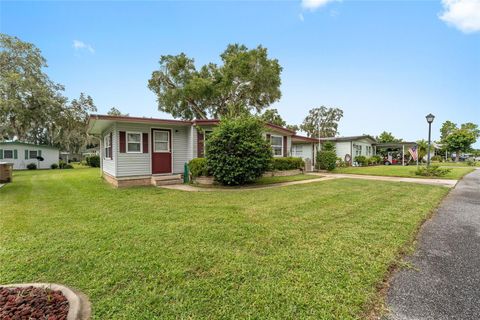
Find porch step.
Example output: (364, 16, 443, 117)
(151, 174, 183, 186)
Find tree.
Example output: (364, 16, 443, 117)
(300, 106, 343, 138)
(107, 107, 128, 116)
(0, 33, 66, 141)
(286, 124, 299, 132)
(376, 131, 402, 143)
(259, 108, 286, 126)
(0, 34, 97, 153)
(440, 120, 457, 142)
(148, 44, 282, 120)
(445, 129, 477, 161)
(416, 139, 428, 161)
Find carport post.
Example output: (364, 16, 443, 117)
(402, 145, 405, 166)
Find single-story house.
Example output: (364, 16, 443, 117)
(87, 115, 318, 187)
(0, 141, 60, 170)
(319, 135, 377, 162)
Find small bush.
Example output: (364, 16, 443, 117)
(63, 164, 74, 169)
(270, 157, 304, 171)
(431, 155, 443, 162)
(59, 160, 66, 169)
(415, 165, 451, 177)
(86, 155, 100, 168)
(189, 158, 211, 178)
(336, 157, 348, 167)
(369, 155, 382, 165)
(206, 116, 272, 185)
(316, 150, 337, 171)
(467, 159, 477, 167)
(26, 163, 37, 170)
(50, 163, 59, 169)
(355, 156, 367, 166)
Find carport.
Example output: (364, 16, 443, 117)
(374, 142, 418, 166)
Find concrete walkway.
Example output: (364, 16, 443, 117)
(310, 172, 458, 188)
(160, 176, 336, 192)
(159, 172, 457, 192)
(386, 169, 480, 320)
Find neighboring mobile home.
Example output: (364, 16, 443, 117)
(0, 141, 60, 170)
(87, 115, 318, 187)
(319, 135, 377, 163)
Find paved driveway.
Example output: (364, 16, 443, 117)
(386, 169, 480, 320)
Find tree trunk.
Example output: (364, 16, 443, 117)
(456, 149, 460, 162)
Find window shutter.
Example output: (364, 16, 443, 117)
(38, 150, 42, 157)
(197, 132, 204, 158)
(14, 150, 18, 159)
(0, 149, 3, 160)
(142, 133, 148, 153)
(25, 150, 29, 160)
(283, 136, 288, 157)
(266, 133, 271, 142)
(110, 133, 113, 159)
(119, 131, 126, 153)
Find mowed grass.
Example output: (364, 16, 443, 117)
(333, 165, 474, 180)
(254, 173, 320, 185)
(1, 169, 448, 319)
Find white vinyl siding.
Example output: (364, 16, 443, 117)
(0, 143, 59, 170)
(291, 143, 313, 162)
(112, 123, 192, 177)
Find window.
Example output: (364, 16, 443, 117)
(104, 134, 111, 159)
(29, 150, 38, 159)
(270, 135, 283, 157)
(3, 150, 13, 159)
(292, 145, 303, 157)
(153, 131, 169, 152)
(127, 132, 142, 153)
(354, 144, 362, 156)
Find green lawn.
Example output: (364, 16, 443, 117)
(1, 169, 449, 319)
(254, 173, 320, 185)
(431, 161, 480, 167)
(333, 165, 474, 180)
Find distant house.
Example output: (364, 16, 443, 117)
(319, 135, 377, 162)
(87, 115, 318, 187)
(0, 141, 60, 170)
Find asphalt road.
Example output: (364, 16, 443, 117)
(386, 169, 480, 320)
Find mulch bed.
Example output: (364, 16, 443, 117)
(0, 286, 69, 320)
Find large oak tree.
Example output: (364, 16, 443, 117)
(148, 44, 282, 120)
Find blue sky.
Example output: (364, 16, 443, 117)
(1, 0, 479, 145)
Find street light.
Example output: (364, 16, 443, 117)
(425, 113, 435, 167)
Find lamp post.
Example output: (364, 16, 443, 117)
(425, 113, 435, 167)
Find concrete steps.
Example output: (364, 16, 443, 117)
(151, 174, 183, 186)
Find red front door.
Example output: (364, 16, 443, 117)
(151, 129, 172, 174)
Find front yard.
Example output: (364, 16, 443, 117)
(1, 169, 449, 319)
(333, 165, 474, 180)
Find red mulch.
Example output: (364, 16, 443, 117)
(0, 286, 69, 320)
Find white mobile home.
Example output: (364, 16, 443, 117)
(0, 142, 60, 170)
(87, 115, 318, 187)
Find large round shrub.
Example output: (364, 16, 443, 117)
(206, 117, 273, 185)
(316, 150, 337, 171)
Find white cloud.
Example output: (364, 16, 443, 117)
(73, 40, 95, 54)
(301, 0, 340, 11)
(439, 0, 480, 33)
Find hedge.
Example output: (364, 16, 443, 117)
(270, 157, 304, 171)
(189, 158, 210, 178)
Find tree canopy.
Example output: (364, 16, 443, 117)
(107, 107, 129, 116)
(259, 108, 286, 127)
(0, 33, 97, 153)
(438, 120, 479, 160)
(300, 106, 343, 138)
(148, 44, 282, 120)
(376, 131, 402, 143)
